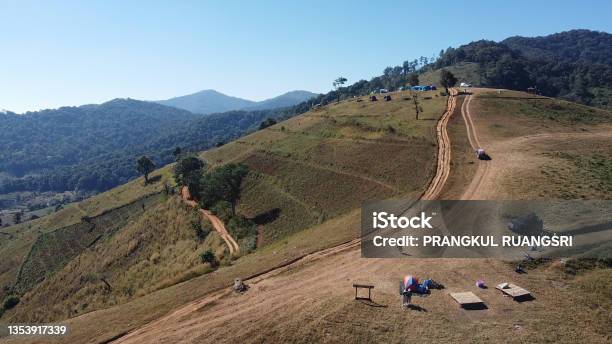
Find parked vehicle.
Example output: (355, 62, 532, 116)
(476, 148, 490, 160)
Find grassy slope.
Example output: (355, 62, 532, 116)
(0, 90, 447, 342)
(96, 90, 610, 344)
(470, 89, 612, 199)
(0, 168, 173, 302)
(13, 193, 165, 295)
(202, 90, 446, 243)
(4, 197, 228, 323)
(2, 90, 611, 344)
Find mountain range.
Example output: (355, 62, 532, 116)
(1, 29, 610, 204)
(155, 89, 318, 115)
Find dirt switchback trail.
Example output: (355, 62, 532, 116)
(111, 91, 459, 344)
(181, 186, 240, 255)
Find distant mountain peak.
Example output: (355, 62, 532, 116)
(155, 89, 317, 115)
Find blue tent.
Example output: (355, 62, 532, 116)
(410, 85, 437, 91)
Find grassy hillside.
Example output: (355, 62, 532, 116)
(3, 90, 611, 343)
(0, 168, 173, 303)
(13, 192, 165, 295)
(4, 197, 228, 323)
(92, 90, 610, 344)
(202, 90, 447, 243)
(0, 89, 447, 324)
(469, 89, 612, 200)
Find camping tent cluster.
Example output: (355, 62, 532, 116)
(394, 274, 533, 310)
(410, 85, 437, 91)
(400, 275, 436, 295)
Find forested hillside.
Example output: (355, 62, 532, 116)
(301, 30, 612, 111)
(432, 30, 612, 108)
(0, 100, 292, 196)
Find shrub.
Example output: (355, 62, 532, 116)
(2, 295, 20, 311)
(227, 215, 257, 240)
(200, 250, 217, 267)
(190, 220, 209, 242)
(259, 118, 277, 130)
(210, 201, 233, 223)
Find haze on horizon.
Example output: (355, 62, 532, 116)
(1, 0, 610, 113)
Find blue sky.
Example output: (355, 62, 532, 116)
(1, 0, 610, 113)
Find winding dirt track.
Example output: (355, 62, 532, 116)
(460, 93, 480, 150)
(421, 88, 458, 200)
(181, 186, 240, 255)
(111, 91, 460, 344)
(459, 92, 489, 200)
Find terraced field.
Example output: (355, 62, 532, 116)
(202, 90, 446, 243)
(13, 192, 164, 295)
(0, 169, 173, 306)
(5, 196, 228, 323)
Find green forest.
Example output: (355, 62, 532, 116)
(0, 99, 293, 195)
(432, 30, 612, 108)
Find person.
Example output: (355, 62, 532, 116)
(402, 289, 412, 307)
(399, 279, 412, 307)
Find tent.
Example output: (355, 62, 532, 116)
(403, 275, 419, 292)
(410, 85, 434, 91)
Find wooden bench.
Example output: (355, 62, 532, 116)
(450, 292, 486, 309)
(496, 283, 532, 300)
(353, 284, 374, 300)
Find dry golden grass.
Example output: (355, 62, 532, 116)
(464, 89, 612, 200)
(201, 90, 445, 244)
(0, 169, 173, 302)
(4, 197, 226, 323)
(5, 210, 361, 344)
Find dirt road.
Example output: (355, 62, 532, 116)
(458, 91, 489, 200)
(181, 186, 240, 255)
(421, 88, 458, 200)
(460, 93, 480, 150)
